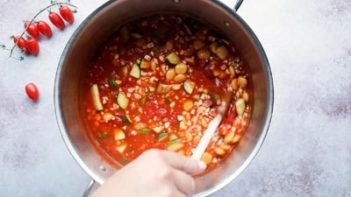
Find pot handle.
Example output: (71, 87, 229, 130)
(234, 0, 244, 11)
(82, 179, 96, 197)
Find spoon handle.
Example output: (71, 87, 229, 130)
(191, 114, 222, 160)
(191, 94, 232, 161)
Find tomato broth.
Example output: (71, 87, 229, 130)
(83, 15, 251, 173)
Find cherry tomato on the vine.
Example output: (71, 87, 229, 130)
(49, 11, 65, 30)
(24, 21, 39, 39)
(25, 82, 39, 101)
(37, 20, 52, 38)
(25, 38, 40, 56)
(59, 6, 74, 24)
(13, 36, 26, 49)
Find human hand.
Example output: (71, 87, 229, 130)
(92, 149, 206, 197)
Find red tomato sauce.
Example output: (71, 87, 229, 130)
(82, 15, 251, 173)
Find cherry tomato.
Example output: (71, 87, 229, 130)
(49, 12, 65, 30)
(25, 82, 39, 101)
(37, 20, 52, 38)
(59, 6, 74, 24)
(13, 36, 26, 49)
(25, 38, 40, 56)
(24, 21, 39, 39)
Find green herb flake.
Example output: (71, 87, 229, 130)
(157, 133, 168, 142)
(122, 116, 131, 125)
(131, 33, 142, 39)
(140, 97, 147, 105)
(121, 157, 130, 164)
(98, 131, 109, 139)
(210, 92, 221, 104)
(127, 149, 135, 155)
(177, 120, 182, 129)
(108, 79, 118, 89)
(140, 128, 150, 135)
(165, 98, 172, 105)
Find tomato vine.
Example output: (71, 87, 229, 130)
(2, 0, 78, 60)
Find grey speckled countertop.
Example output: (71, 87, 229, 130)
(0, 0, 350, 196)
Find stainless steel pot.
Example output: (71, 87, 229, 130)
(54, 0, 274, 196)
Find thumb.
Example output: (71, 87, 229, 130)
(161, 150, 207, 175)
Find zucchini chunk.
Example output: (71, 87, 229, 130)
(183, 80, 195, 94)
(117, 93, 129, 109)
(130, 64, 141, 78)
(90, 84, 103, 111)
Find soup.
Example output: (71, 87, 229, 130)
(83, 15, 251, 173)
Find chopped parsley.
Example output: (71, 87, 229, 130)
(122, 116, 131, 125)
(98, 131, 109, 139)
(140, 128, 150, 135)
(108, 79, 118, 89)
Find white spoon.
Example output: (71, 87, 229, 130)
(191, 94, 232, 161)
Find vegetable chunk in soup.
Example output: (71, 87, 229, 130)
(83, 15, 251, 173)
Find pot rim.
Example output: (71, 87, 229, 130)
(54, 0, 274, 196)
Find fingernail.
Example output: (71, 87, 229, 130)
(198, 161, 207, 170)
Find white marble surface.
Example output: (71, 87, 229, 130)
(0, 0, 350, 196)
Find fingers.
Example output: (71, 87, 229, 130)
(172, 169, 195, 196)
(170, 184, 187, 197)
(160, 150, 207, 175)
